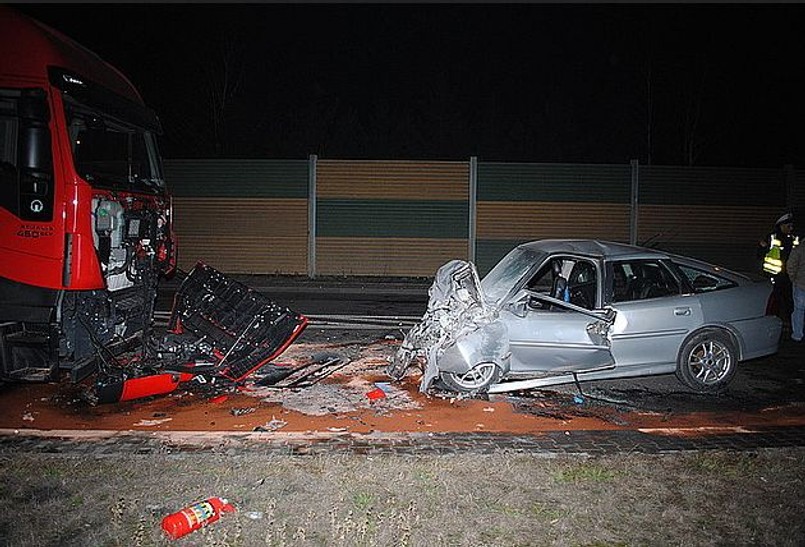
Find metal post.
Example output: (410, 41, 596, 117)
(308, 154, 317, 279)
(469, 156, 477, 262)
(630, 159, 639, 246)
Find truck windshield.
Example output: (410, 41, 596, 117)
(65, 97, 165, 193)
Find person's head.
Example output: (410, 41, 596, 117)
(775, 213, 794, 234)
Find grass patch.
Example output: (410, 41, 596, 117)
(351, 490, 374, 512)
(530, 501, 564, 521)
(687, 452, 761, 477)
(0, 449, 803, 546)
(553, 462, 619, 483)
(483, 499, 523, 516)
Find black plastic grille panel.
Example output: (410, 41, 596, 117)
(167, 263, 307, 381)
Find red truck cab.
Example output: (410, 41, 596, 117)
(0, 7, 176, 381)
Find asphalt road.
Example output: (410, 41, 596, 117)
(155, 281, 805, 419)
(542, 335, 805, 416)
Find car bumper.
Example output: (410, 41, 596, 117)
(733, 315, 783, 361)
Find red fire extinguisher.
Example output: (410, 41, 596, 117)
(161, 496, 236, 539)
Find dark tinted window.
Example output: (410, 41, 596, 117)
(0, 88, 54, 221)
(65, 98, 164, 193)
(610, 260, 680, 302)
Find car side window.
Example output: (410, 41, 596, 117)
(611, 260, 680, 302)
(567, 261, 597, 309)
(673, 263, 736, 293)
(525, 257, 597, 310)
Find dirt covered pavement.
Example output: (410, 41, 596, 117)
(2, 326, 804, 547)
(1, 323, 804, 436)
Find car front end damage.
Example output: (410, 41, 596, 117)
(388, 257, 621, 395)
(387, 260, 510, 393)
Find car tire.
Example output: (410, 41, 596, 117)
(675, 329, 738, 394)
(440, 362, 501, 393)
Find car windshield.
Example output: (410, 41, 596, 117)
(480, 246, 545, 305)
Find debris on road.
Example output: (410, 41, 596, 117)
(134, 418, 173, 427)
(162, 263, 308, 382)
(88, 263, 308, 404)
(253, 417, 288, 432)
(366, 387, 386, 400)
(250, 366, 422, 416)
(252, 353, 350, 389)
(230, 407, 256, 417)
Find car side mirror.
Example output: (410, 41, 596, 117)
(507, 296, 529, 318)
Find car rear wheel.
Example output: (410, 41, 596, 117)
(675, 329, 737, 394)
(440, 362, 501, 393)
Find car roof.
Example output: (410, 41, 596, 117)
(516, 239, 751, 282)
(517, 239, 669, 260)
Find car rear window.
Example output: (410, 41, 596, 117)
(674, 263, 737, 293)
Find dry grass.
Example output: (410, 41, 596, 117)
(0, 448, 803, 546)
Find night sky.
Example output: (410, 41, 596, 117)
(12, 3, 805, 168)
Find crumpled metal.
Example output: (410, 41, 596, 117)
(387, 260, 501, 392)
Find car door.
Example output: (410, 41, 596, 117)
(502, 256, 616, 375)
(605, 259, 704, 369)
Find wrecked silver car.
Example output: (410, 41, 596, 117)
(388, 239, 782, 395)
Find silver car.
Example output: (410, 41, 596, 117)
(388, 239, 782, 395)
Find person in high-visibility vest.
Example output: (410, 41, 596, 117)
(758, 213, 799, 321)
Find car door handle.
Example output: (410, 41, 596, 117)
(674, 307, 692, 316)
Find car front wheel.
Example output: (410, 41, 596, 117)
(440, 362, 501, 393)
(675, 329, 737, 394)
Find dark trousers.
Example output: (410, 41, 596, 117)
(771, 273, 793, 323)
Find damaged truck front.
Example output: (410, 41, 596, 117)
(0, 8, 176, 382)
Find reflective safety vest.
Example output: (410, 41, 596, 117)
(763, 234, 800, 275)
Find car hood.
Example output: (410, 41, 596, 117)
(387, 259, 500, 390)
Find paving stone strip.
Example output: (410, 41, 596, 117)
(2, 426, 805, 456)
